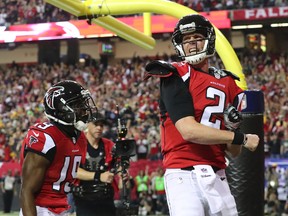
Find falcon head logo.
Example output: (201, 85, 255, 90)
(29, 135, 38, 146)
(45, 86, 65, 110)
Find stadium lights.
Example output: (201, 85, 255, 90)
(232, 24, 263, 30)
(271, 23, 288, 27)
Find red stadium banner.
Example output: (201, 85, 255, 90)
(0, 11, 230, 44)
(0, 161, 21, 177)
(231, 6, 288, 21)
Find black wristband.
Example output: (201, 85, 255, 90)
(232, 132, 246, 145)
(93, 172, 101, 182)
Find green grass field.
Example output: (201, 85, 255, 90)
(1, 212, 19, 216)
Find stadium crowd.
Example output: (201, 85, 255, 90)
(1, 0, 288, 215)
(1, 0, 288, 27)
(0, 49, 288, 214)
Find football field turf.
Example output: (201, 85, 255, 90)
(1, 212, 19, 216)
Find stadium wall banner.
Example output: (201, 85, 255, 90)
(0, 11, 230, 44)
(231, 6, 288, 21)
(1, 159, 286, 178)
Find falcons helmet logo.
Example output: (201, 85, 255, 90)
(45, 86, 65, 110)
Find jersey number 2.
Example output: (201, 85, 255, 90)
(200, 87, 225, 129)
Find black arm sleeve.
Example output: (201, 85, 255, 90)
(24, 147, 56, 163)
(160, 74, 194, 124)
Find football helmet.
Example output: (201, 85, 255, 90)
(172, 14, 216, 65)
(43, 80, 97, 131)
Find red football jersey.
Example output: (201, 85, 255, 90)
(20, 122, 87, 213)
(161, 62, 244, 169)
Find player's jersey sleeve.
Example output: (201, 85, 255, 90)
(160, 74, 195, 124)
(23, 128, 56, 162)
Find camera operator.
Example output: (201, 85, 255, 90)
(73, 113, 117, 216)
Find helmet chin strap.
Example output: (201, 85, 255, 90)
(74, 121, 88, 131)
(45, 112, 87, 131)
(184, 39, 209, 65)
(44, 113, 72, 125)
(185, 52, 206, 65)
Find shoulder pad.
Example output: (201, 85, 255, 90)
(208, 67, 240, 81)
(144, 60, 177, 80)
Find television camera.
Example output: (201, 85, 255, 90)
(111, 105, 138, 215)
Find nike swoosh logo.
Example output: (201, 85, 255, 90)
(220, 177, 226, 181)
(32, 131, 39, 137)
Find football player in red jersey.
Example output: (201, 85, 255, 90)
(145, 14, 259, 216)
(19, 80, 114, 216)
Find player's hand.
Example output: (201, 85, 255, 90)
(243, 134, 259, 152)
(224, 104, 243, 131)
(100, 171, 114, 184)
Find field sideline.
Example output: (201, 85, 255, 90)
(1, 212, 19, 216)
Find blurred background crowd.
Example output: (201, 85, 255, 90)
(0, 0, 288, 215)
(1, 0, 288, 27)
(1, 49, 288, 165)
(0, 49, 288, 215)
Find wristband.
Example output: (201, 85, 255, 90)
(93, 172, 101, 182)
(232, 132, 246, 145)
(242, 134, 248, 146)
